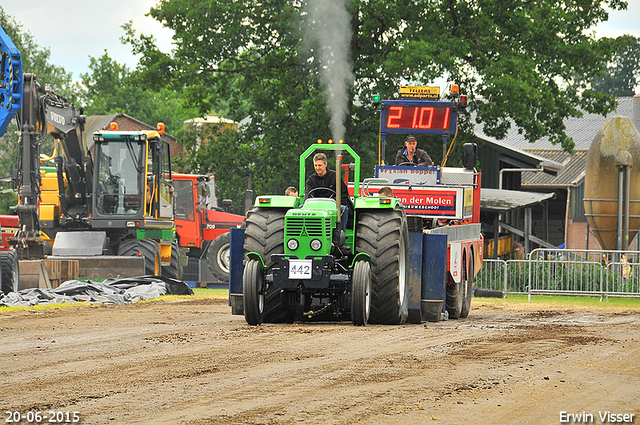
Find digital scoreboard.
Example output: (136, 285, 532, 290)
(380, 100, 457, 135)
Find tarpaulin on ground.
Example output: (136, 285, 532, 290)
(0, 276, 194, 307)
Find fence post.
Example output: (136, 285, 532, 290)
(527, 251, 532, 302)
(503, 260, 507, 297)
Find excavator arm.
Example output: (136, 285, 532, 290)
(8, 72, 89, 258)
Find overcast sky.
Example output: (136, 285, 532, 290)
(2, 0, 640, 81)
(1, 0, 174, 78)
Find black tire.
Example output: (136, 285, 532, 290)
(162, 242, 182, 280)
(206, 232, 231, 282)
(446, 257, 466, 319)
(118, 239, 162, 276)
(244, 208, 292, 323)
(0, 251, 20, 294)
(355, 209, 409, 324)
(43, 240, 53, 256)
(474, 288, 504, 298)
(460, 255, 474, 318)
(243, 259, 265, 325)
(351, 260, 371, 326)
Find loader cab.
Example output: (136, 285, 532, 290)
(91, 125, 174, 230)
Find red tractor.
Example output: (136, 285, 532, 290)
(173, 173, 245, 285)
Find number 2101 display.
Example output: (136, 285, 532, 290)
(384, 105, 452, 131)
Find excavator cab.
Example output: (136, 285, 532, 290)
(92, 124, 174, 231)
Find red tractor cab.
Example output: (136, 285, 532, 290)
(173, 173, 245, 285)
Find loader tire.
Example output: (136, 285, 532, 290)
(244, 208, 293, 323)
(162, 242, 182, 280)
(0, 251, 20, 294)
(447, 257, 466, 319)
(460, 255, 474, 318)
(355, 208, 409, 325)
(206, 232, 231, 282)
(118, 239, 162, 276)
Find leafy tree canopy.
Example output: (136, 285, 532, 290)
(591, 35, 640, 96)
(80, 51, 199, 136)
(124, 0, 628, 201)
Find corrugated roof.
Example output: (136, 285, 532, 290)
(474, 96, 639, 150)
(481, 188, 555, 212)
(521, 149, 587, 188)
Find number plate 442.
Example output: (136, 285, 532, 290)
(289, 259, 312, 279)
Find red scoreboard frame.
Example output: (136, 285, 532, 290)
(380, 100, 457, 135)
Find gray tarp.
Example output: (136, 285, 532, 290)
(0, 276, 194, 307)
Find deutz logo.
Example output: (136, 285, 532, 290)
(301, 226, 309, 237)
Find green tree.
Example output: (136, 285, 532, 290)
(81, 51, 198, 136)
(126, 0, 627, 207)
(591, 35, 640, 96)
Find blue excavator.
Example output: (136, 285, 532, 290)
(0, 25, 22, 137)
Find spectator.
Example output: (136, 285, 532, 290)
(395, 135, 433, 167)
(285, 186, 299, 197)
(378, 186, 394, 197)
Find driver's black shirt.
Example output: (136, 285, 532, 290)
(305, 169, 353, 211)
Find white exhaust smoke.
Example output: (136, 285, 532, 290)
(303, 0, 353, 142)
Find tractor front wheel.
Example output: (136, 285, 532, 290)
(460, 255, 474, 318)
(351, 260, 371, 326)
(243, 259, 265, 325)
(446, 257, 467, 319)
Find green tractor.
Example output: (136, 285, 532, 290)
(242, 143, 409, 326)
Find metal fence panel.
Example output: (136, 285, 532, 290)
(476, 259, 529, 295)
(476, 249, 640, 298)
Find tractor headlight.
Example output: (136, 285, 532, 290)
(287, 239, 299, 251)
(310, 239, 322, 251)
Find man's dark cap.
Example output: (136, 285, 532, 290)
(406, 135, 416, 142)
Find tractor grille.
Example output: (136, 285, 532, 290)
(286, 217, 329, 238)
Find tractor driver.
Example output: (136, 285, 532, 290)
(395, 135, 433, 167)
(305, 152, 354, 228)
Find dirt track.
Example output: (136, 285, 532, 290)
(1, 297, 639, 425)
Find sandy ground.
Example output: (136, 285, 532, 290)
(1, 297, 639, 425)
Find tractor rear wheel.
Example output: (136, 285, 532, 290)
(244, 208, 293, 323)
(118, 239, 162, 276)
(207, 232, 231, 282)
(355, 209, 409, 324)
(460, 255, 474, 318)
(0, 251, 20, 294)
(243, 259, 265, 325)
(446, 257, 466, 319)
(351, 260, 371, 326)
